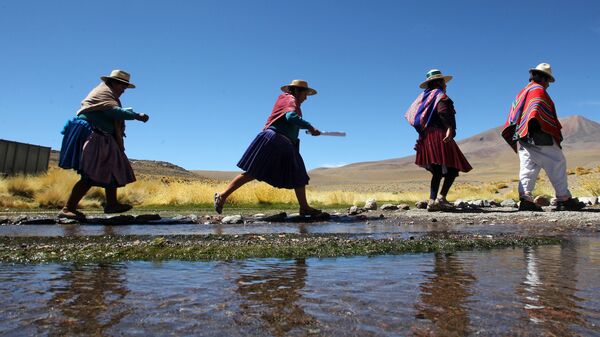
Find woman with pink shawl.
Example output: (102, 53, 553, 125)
(214, 80, 326, 217)
(58, 70, 149, 221)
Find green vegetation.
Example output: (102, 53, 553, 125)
(0, 234, 562, 264)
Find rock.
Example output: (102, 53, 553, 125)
(253, 213, 266, 218)
(469, 200, 485, 207)
(349, 205, 359, 215)
(135, 214, 161, 222)
(380, 204, 398, 211)
(57, 218, 79, 225)
(431, 218, 438, 222)
(454, 199, 467, 208)
(416, 201, 428, 209)
(364, 199, 378, 210)
(221, 215, 243, 224)
(550, 198, 558, 206)
(94, 215, 136, 225)
(500, 199, 517, 208)
(19, 217, 57, 225)
(534, 196, 550, 206)
(398, 204, 410, 210)
(579, 196, 598, 205)
(262, 212, 287, 222)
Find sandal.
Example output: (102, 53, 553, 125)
(214, 192, 224, 214)
(299, 208, 324, 217)
(104, 203, 133, 214)
(436, 197, 455, 210)
(58, 207, 87, 221)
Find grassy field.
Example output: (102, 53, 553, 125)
(1, 166, 600, 210)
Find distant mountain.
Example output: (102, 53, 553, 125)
(309, 115, 600, 186)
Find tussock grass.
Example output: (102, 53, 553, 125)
(1, 167, 600, 209)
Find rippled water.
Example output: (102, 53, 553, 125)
(1, 237, 599, 336)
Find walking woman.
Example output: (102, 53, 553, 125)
(58, 70, 149, 220)
(405, 69, 472, 211)
(214, 79, 325, 217)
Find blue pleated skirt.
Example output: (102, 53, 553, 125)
(59, 118, 94, 171)
(237, 129, 309, 189)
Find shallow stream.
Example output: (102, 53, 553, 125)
(1, 235, 599, 336)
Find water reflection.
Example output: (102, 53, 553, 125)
(235, 258, 314, 336)
(39, 263, 129, 336)
(519, 243, 586, 335)
(413, 252, 476, 336)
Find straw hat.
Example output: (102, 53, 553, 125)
(419, 69, 453, 89)
(100, 70, 136, 88)
(529, 63, 555, 82)
(280, 79, 317, 95)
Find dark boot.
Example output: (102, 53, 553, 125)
(518, 198, 543, 212)
(553, 198, 585, 211)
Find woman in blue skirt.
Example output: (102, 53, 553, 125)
(58, 70, 149, 220)
(214, 80, 324, 217)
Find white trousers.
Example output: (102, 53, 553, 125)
(518, 141, 571, 201)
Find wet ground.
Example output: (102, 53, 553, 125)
(1, 209, 599, 335)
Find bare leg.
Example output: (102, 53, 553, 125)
(65, 180, 92, 211)
(219, 173, 255, 201)
(294, 185, 311, 211)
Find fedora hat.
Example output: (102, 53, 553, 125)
(419, 69, 453, 89)
(281, 79, 317, 96)
(100, 69, 136, 88)
(529, 63, 555, 82)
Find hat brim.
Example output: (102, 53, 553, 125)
(529, 69, 555, 82)
(281, 85, 317, 96)
(419, 75, 453, 89)
(101, 76, 136, 88)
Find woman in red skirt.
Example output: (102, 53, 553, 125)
(406, 69, 472, 211)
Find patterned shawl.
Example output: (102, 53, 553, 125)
(263, 93, 302, 130)
(405, 88, 446, 133)
(76, 82, 125, 150)
(501, 81, 562, 152)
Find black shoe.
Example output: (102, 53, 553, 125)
(518, 198, 543, 212)
(553, 198, 585, 211)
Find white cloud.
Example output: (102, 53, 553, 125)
(320, 162, 349, 168)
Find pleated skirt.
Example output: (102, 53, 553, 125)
(237, 129, 309, 189)
(59, 118, 136, 188)
(414, 127, 472, 175)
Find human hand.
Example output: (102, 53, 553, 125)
(443, 128, 453, 143)
(308, 127, 321, 136)
(137, 113, 150, 123)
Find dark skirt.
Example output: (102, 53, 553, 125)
(237, 129, 309, 189)
(415, 127, 472, 175)
(59, 118, 136, 188)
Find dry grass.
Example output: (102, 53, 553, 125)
(1, 167, 600, 209)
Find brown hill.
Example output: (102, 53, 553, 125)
(309, 115, 600, 189)
(49, 150, 209, 180)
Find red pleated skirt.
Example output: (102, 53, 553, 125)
(414, 127, 472, 173)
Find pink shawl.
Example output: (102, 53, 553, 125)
(263, 93, 302, 130)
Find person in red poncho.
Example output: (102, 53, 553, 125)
(502, 63, 584, 211)
(214, 80, 326, 217)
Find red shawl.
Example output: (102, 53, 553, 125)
(501, 81, 562, 152)
(263, 93, 302, 130)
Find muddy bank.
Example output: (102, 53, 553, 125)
(0, 233, 561, 263)
(1, 206, 599, 232)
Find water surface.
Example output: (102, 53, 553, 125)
(1, 236, 599, 336)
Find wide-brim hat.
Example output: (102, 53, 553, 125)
(100, 69, 136, 88)
(529, 63, 555, 82)
(419, 69, 453, 89)
(281, 79, 317, 95)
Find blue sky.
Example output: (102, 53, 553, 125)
(1, 0, 599, 171)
